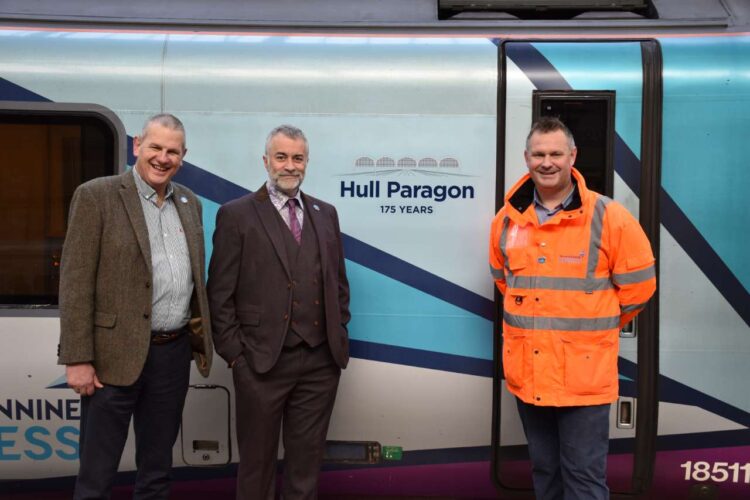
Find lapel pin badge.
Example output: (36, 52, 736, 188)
(180, 196, 188, 204)
(313, 204, 320, 211)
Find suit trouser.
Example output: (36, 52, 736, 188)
(516, 398, 611, 500)
(233, 343, 340, 500)
(74, 334, 192, 500)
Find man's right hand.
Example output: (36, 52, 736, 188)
(66, 363, 104, 396)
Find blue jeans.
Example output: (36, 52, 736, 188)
(516, 398, 611, 500)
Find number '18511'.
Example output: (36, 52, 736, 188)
(680, 461, 750, 483)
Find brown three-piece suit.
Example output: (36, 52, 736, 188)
(208, 183, 350, 500)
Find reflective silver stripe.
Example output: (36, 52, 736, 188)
(499, 216, 510, 266)
(504, 311, 620, 331)
(499, 216, 514, 283)
(614, 265, 656, 286)
(621, 302, 647, 314)
(586, 196, 612, 283)
(490, 264, 505, 280)
(510, 276, 613, 291)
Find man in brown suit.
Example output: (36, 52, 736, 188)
(208, 125, 350, 500)
(58, 113, 212, 500)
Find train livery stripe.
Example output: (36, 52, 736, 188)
(618, 360, 750, 428)
(505, 42, 750, 328)
(350, 339, 493, 378)
(342, 234, 494, 321)
(0, 76, 51, 102)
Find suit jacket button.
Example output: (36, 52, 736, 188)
(143, 313, 150, 319)
(283, 314, 289, 320)
(145, 282, 151, 288)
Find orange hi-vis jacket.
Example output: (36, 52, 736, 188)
(489, 168, 656, 407)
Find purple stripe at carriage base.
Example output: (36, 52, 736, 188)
(13, 445, 749, 498)
(136, 446, 750, 499)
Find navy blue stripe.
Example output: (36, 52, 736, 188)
(350, 339, 493, 378)
(660, 189, 750, 326)
(174, 162, 248, 204)
(506, 42, 748, 327)
(618, 357, 750, 428)
(506, 43, 572, 91)
(353, 341, 750, 428)
(0, 77, 51, 102)
(127, 136, 248, 203)
(343, 235, 494, 321)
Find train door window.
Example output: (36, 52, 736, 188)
(532, 90, 615, 197)
(0, 109, 121, 307)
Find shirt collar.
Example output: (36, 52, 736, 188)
(533, 183, 576, 214)
(132, 167, 173, 203)
(266, 181, 304, 211)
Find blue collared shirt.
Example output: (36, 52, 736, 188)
(533, 184, 576, 225)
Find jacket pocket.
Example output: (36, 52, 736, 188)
(502, 333, 527, 389)
(236, 309, 260, 326)
(94, 311, 117, 328)
(506, 249, 528, 273)
(561, 333, 616, 395)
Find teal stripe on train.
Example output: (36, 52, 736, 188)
(660, 35, 750, 290)
(532, 42, 644, 158)
(346, 261, 494, 361)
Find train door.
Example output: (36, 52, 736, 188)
(491, 40, 662, 497)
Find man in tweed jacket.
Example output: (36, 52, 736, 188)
(58, 113, 212, 499)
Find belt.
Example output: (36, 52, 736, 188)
(151, 327, 186, 345)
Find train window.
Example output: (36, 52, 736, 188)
(532, 90, 615, 197)
(0, 110, 120, 307)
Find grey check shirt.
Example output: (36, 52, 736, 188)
(133, 168, 193, 331)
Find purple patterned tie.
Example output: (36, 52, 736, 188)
(287, 198, 301, 244)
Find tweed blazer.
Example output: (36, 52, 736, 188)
(207, 184, 350, 374)
(57, 171, 213, 386)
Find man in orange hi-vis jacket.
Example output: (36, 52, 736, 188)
(489, 117, 656, 500)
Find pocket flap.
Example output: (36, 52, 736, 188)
(94, 311, 117, 328)
(237, 311, 260, 326)
(506, 250, 528, 272)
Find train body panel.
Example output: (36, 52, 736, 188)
(0, 15, 748, 499)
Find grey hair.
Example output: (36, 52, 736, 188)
(141, 113, 186, 149)
(265, 124, 309, 156)
(525, 116, 576, 151)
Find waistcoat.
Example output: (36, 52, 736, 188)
(278, 212, 327, 348)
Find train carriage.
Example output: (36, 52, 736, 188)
(0, 1, 748, 498)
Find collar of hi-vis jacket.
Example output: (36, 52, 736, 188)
(505, 167, 591, 226)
